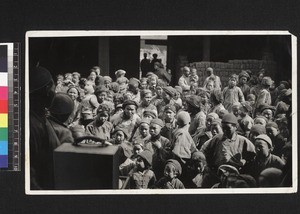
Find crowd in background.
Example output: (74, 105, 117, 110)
(30, 60, 293, 190)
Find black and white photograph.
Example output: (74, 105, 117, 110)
(25, 31, 297, 194)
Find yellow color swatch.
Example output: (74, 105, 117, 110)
(0, 114, 8, 128)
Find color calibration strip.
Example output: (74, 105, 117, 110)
(0, 43, 20, 171)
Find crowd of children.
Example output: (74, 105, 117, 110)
(49, 64, 292, 189)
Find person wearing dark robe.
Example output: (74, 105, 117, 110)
(29, 66, 59, 190)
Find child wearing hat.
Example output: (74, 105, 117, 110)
(144, 118, 172, 180)
(129, 150, 156, 189)
(253, 76, 273, 117)
(258, 168, 283, 187)
(185, 95, 206, 137)
(154, 159, 185, 189)
(238, 70, 251, 98)
(119, 142, 144, 176)
(157, 86, 177, 119)
(178, 66, 191, 90)
(137, 89, 158, 118)
(172, 111, 198, 163)
(260, 105, 275, 122)
(249, 124, 266, 143)
(160, 104, 178, 140)
(85, 108, 113, 141)
(266, 122, 287, 157)
(222, 74, 245, 112)
(212, 164, 240, 188)
(112, 124, 133, 164)
(94, 86, 115, 115)
(246, 134, 284, 181)
(254, 115, 268, 127)
(131, 118, 151, 146)
(238, 102, 254, 138)
(209, 89, 225, 115)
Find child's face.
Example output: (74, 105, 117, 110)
(72, 75, 80, 84)
(200, 94, 208, 104)
(133, 145, 143, 155)
(239, 77, 247, 85)
(96, 113, 109, 124)
(136, 156, 146, 171)
(211, 124, 223, 136)
(266, 127, 279, 138)
(162, 92, 171, 102)
(239, 107, 247, 117)
(228, 78, 237, 87)
(65, 74, 72, 81)
(143, 93, 152, 105)
(140, 81, 148, 89)
(97, 92, 107, 103)
(115, 131, 125, 143)
(139, 123, 150, 138)
(164, 163, 176, 180)
(249, 131, 259, 143)
(206, 117, 213, 130)
(255, 139, 271, 158)
(124, 105, 136, 118)
(89, 72, 96, 81)
(262, 110, 273, 121)
(164, 109, 175, 123)
(149, 124, 162, 137)
(156, 87, 163, 96)
(68, 88, 79, 100)
(247, 97, 255, 105)
(232, 106, 240, 117)
(254, 118, 267, 127)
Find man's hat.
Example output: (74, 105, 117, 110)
(222, 113, 238, 125)
(122, 100, 138, 109)
(163, 86, 177, 97)
(150, 118, 164, 127)
(49, 92, 74, 115)
(115, 69, 126, 76)
(164, 104, 176, 113)
(137, 150, 153, 166)
(255, 134, 273, 148)
(29, 66, 53, 93)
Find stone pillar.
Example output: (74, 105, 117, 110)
(202, 36, 211, 61)
(98, 37, 110, 76)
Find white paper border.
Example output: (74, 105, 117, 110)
(25, 30, 297, 195)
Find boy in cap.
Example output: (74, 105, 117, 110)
(246, 134, 284, 181)
(253, 76, 273, 117)
(119, 142, 144, 176)
(144, 118, 171, 180)
(238, 101, 254, 138)
(129, 150, 156, 189)
(212, 164, 240, 188)
(94, 86, 115, 115)
(112, 100, 141, 140)
(238, 70, 251, 98)
(172, 111, 197, 163)
(142, 109, 157, 120)
(137, 89, 157, 118)
(178, 66, 191, 90)
(185, 95, 206, 137)
(157, 86, 176, 119)
(200, 113, 256, 173)
(112, 124, 133, 164)
(85, 107, 114, 141)
(254, 115, 268, 127)
(249, 124, 266, 143)
(131, 118, 151, 145)
(222, 74, 245, 112)
(209, 89, 225, 115)
(160, 104, 178, 140)
(260, 104, 275, 122)
(203, 67, 222, 90)
(155, 159, 185, 189)
(266, 122, 287, 157)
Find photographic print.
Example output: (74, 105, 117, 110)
(25, 31, 297, 194)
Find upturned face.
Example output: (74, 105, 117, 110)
(124, 104, 136, 118)
(262, 109, 273, 121)
(68, 87, 79, 101)
(149, 123, 162, 137)
(164, 109, 175, 122)
(255, 139, 271, 158)
(164, 163, 176, 180)
(139, 123, 150, 138)
(228, 78, 237, 87)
